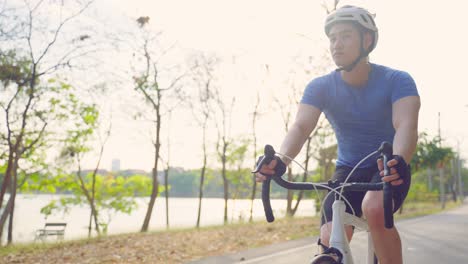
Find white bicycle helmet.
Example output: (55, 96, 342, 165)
(325, 6, 378, 71)
(325, 5, 378, 52)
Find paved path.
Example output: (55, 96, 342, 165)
(190, 201, 468, 263)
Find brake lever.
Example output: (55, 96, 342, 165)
(251, 145, 276, 174)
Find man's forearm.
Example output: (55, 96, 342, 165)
(393, 124, 418, 163)
(279, 123, 312, 165)
(392, 96, 420, 164)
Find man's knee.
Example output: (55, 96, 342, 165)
(362, 194, 385, 228)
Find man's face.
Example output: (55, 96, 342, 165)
(328, 22, 363, 67)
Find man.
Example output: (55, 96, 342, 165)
(256, 5, 420, 264)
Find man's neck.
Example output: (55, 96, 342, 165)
(340, 60, 371, 87)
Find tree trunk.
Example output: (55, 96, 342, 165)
(450, 159, 457, 202)
(439, 166, 445, 209)
(0, 153, 19, 244)
(88, 170, 99, 237)
(7, 203, 14, 245)
(221, 138, 229, 224)
(458, 158, 464, 202)
(249, 96, 260, 222)
(142, 167, 159, 232)
(196, 165, 206, 228)
(0, 197, 13, 244)
(86, 204, 100, 237)
(142, 106, 162, 232)
(90, 200, 100, 235)
(291, 137, 313, 215)
(164, 166, 169, 229)
(249, 178, 257, 222)
(75, 165, 100, 235)
(164, 113, 171, 229)
(196, 126, 208, 228)
(90, 158, 98, 236)
(428, 167, 433, 191)
(88, 211, 93, 237)
(7, 166, 18, 245)
(0, 152, 15, 210)
(222, 148, 228, 224)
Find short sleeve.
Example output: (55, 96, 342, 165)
(391, 71, 419, 103)
(300, 77, 329, 111)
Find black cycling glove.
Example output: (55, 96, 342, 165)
(256, 155, 287, 177)
(391, 155, 411, 181)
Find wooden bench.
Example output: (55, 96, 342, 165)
(35, 223, 67, 242)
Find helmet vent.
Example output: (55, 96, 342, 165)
(367, 15, 376, 26)
(360, 14, 368, 23)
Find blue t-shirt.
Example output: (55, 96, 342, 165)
(301, 63, 419, 168)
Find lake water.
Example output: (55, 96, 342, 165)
(8, 194, 316, 243)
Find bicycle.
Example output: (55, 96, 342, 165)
(252, 142, 395, 264)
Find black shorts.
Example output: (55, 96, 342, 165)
(320, 165, 411, 225)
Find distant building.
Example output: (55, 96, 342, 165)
(111, 159, 121, 172)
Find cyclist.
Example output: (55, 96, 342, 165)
(255, 5, 420, 264)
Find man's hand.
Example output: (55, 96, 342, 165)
(377, 155, 410, 186)
(255, 157, 287, 182)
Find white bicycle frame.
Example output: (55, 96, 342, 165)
(329, 200, 375, 264)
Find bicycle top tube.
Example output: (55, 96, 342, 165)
(253, 142, 394, 229)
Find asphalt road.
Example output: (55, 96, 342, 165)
(190, 201, 468, 264)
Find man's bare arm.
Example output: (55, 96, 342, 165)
(392, 96, 421, 163)
(279, 104, 322, 165)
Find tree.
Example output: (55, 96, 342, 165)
(0, 3, 22, 41)
(410, 132, 455, 208)
(0, 0, 95, 244)
(214, 92, 236, 224)
(161, 110, 172, 229)
(249, 92, 261, 222)
(411, 132, 453, 170)
(31, 172, 151, 235)
(131, 16, 186, 232)
(226, 138, 252, 211)
(188, 53, 219, 228)
(57, 94, 113, 236)
(273, 80, 300, 216)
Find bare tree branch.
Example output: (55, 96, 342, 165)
(20, 119, 47, 155)
(33, 0, 94, 65)
(38, 46, 102, 76)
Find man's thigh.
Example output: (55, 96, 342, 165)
(369, 167, 411, 212)
(321, 165, 378, 225)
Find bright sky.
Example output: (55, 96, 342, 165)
(82, 0, 468, 171)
